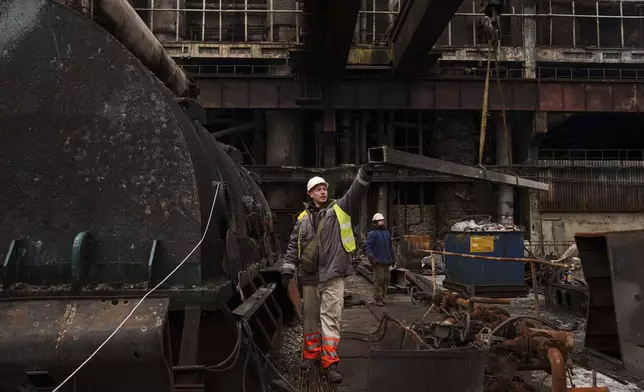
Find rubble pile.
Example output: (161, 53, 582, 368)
(450, 219, 524, 232)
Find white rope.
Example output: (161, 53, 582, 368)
(53, 183, 221, 391)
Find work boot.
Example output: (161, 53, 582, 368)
(300, 357, 315, 370)
(326, 364, 342, 383)
(374, 299, 384, 307)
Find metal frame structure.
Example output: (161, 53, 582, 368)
(133, 0, 644, 50)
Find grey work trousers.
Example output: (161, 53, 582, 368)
(302, 276, 345, 368)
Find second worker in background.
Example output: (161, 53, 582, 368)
(281, 164, 373, 383)
(365, 213, 395, 306)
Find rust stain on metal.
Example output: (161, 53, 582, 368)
(56, 302, 77, 349)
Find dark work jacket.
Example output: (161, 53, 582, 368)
(281, 168, 372, 284)
(365, 226, 394, 265)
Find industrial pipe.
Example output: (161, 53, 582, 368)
(547, 348, 568, 392)
(96, 0, 196, 97)
(422, 250, 572, 269)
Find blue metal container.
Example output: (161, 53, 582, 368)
(443, 231, 528, 297)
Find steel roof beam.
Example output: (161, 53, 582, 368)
(390, 0, 465, 73)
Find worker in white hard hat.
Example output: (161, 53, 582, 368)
(281, 164, 373, 383)
(365, 212, 395, 306)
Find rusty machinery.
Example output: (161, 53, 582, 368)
(0, 1, 298, 392)
(405, 272, 607, 392)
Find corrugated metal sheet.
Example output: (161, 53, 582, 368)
(537, 161, 644, 212)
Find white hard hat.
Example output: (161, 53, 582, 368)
(372, 213, 385, 221)
(307, 176, 328, 192)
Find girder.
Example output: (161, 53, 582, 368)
(389, 0, 465, 73)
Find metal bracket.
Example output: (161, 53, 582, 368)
(232, 283, 276, 322)
(71, 232, 91, 291)
(175, 306, 203, 388)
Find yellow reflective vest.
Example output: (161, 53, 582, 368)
(297, 203, 356, 258)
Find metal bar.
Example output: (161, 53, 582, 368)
(175, 306, 202, 385)
(530, 262, 540, 316)
(621, 0, 625, 48)
(572, 1, 577, 48)
(176, 0, 180, 41)
(596, 0, 601, 47)
(269, 0, 273, 42)
(295, 0, 299, 44)
(422, 249, 571, 268)
(368, 146, 550, 191)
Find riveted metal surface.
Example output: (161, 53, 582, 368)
(0, 298, 172, 392)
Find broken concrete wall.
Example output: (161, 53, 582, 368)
(541, 212, 644, 248)
(395, 205, 436, 235)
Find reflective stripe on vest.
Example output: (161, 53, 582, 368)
(296, 203, 356, 257)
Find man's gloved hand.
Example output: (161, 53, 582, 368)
(362, 163, 373, 175)
(281, 273, 292, 288)
(367, 255, 376, 264)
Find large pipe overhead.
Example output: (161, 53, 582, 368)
(94, 0, 197, 97)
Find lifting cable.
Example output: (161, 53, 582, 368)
(478, 7, 512, 169)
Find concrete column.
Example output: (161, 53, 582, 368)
(431, 112, 479, 238)
(266, 111, 303, 166)
(495, 116, 514, 225)
(324, 110, 336, 168)
(273, 0, 296, 42)
(374, 112, 388, 220)
(265, 111, 303, 209)
(522, 1, 537, 78)
(152, 0, 186, 41)
(340, 112, 352, 164)
(376, 185, 388, 218)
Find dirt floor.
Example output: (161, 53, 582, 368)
(274, 271, 644, 392)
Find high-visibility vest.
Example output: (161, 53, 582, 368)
(297, 203, 356, 257)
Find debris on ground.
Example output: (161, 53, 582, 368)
(274, 323, 303, 387)
(450, 219, 524, 232)
(274, 262, 644, 392)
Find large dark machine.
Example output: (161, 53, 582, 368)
(0, 1, 292, 391)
